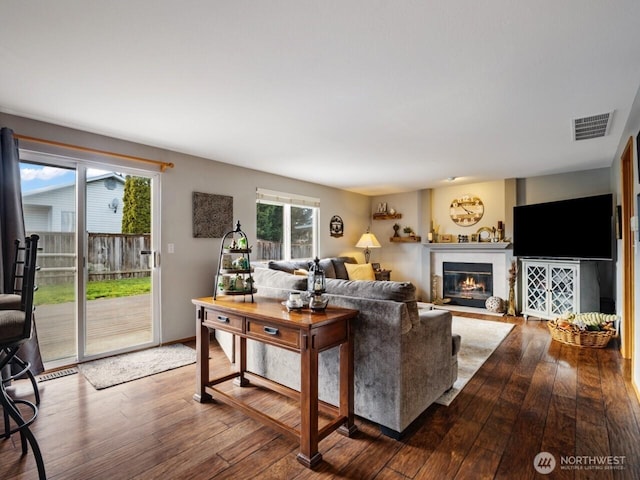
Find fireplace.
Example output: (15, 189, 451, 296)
(443, 262, 493, 308)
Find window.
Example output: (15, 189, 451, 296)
(256, 188, 319, 261)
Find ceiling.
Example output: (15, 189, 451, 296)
(2, 1, 640, 196)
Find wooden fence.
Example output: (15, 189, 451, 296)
(254, 240, 313, 261)
(31, 234, 312, 284)
(30, 232, 151, 285)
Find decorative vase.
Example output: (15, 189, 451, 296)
(485, 296, 505, 313)
(507, 285, 516, 316)
(393, 224, 400, 237)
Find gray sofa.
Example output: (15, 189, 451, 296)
(263, 256, 357, 280)
(215, 263, 460, 438)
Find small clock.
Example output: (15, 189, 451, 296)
(449, 195, 484, 226)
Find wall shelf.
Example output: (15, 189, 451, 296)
(390, 236, 421, 243)
(425, 241, 511, 251)
(373, 213, 402, 220)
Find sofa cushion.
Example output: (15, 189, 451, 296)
(345, 262, 375, 281)
(253, 267, 307, 291)
(268, 257, 339, 278)
(318, 258, 336, 279)
(267, 260, 304, 274)
(331, 256, 358, 280)
(324, 277, 416, 302)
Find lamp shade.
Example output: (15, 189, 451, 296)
(355, 233, 381, 249)
(355, 231, 381, 263)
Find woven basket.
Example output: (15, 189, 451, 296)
(547, 320, 616, 348)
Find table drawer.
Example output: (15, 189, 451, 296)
(204, 309, 243, 333)
(247, 319, 300, 349)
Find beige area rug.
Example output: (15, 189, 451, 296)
(435, 316, 514, 406)
(78, 344, 196, 390)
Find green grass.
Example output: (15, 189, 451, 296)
(35, 277, 151, 305)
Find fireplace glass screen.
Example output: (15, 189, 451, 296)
(443, 262, 493, 308)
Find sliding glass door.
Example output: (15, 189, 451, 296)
(20, 162, 78, 362)
(83, 170, 156, 356)
(20, 152, 160, 367)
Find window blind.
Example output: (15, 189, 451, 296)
(256, 188, 320, 208)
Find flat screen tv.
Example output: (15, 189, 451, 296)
(513, 193, 614, 260)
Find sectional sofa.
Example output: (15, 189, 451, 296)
(215, 257, 460, 437)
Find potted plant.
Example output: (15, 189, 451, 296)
(403, 226, 415, 237)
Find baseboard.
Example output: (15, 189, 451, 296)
(162, 336, 196, 346)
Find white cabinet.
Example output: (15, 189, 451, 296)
(521, 260, 599, 320)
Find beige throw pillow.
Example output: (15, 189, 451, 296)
(345, 262, 375, 281)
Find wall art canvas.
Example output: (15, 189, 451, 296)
(192, 192, 233, 238)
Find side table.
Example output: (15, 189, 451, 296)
(192, 296, 358, 468)
(374, 269, 391, 281)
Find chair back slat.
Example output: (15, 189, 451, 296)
(20, 234, 39, 336)
(9, 238, 24, 295)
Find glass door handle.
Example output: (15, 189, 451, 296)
(140, 250, 159, 268)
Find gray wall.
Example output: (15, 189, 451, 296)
(516, 167, 612, 206)
(2, 111, 629, 365)
(1, 113, 371, 343)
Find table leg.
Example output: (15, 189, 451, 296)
(193, 309, 212, 403)
(338, 325, 357, 437)
(297, 333, 322, 468)
(233, 335, 250, 387)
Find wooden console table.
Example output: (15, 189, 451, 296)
(192, 296, 358, 468)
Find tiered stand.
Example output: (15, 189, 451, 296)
(214, 221, 256, 302)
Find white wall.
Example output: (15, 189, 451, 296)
(1, 113, 371, 343)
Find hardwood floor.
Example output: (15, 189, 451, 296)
(2, 314, 639, 479)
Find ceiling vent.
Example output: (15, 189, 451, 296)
(572, 111, 613, 141)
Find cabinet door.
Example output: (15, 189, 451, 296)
(524, 262, 549, 317)
(549, 264, 577, 316)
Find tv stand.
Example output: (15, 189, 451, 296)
(521, 259, 599, 320)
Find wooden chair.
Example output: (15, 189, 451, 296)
(0, 234, 46, 479)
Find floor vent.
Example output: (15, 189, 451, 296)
(37, 367, 78, 382)
(573, 112, 613, 141)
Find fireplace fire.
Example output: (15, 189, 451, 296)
(443, 262, 493, 308)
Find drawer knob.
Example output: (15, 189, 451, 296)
(263, 326, 279, 335)
(217, 315, 230, 323)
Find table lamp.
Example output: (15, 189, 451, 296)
(355, 229, 381, 263)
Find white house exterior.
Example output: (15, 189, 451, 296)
(23, 173, 125, 233)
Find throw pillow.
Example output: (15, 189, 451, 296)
(332, 256, 358, 279)
(344, 263, 375, 281)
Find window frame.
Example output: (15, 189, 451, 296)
(256, 189, 320, 261)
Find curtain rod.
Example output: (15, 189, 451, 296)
(14, 134, 175, 172)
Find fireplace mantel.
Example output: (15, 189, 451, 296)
(424, 242, 512, 252)
(427, 243, 513, 305)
